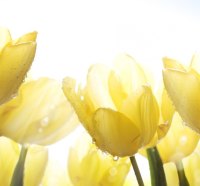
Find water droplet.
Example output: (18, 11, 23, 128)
(113, 156, 119, 161)
(38, 128, 43, 133)
(180, 135, 187, 145)
(92, 138, 96, 144)
(40, 117, 49, 127)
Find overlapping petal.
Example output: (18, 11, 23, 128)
(0, 78, 78, 145)
(63, 54, 161, 157)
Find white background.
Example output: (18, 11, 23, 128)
(1, 0, 200, 182)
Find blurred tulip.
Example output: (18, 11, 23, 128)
(67, 132, 130, 186)
(157, 112, 199, 163)
(0, 28, 37, 105)
(0, 78, 78, 145)
(0, 137, 47, 186)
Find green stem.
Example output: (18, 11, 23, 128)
(10, 145, 28, 186)
(130, 156, 144, 186)
(175, 160, 189, 186)
(146, 147, 167, 186)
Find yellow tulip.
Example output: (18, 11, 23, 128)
(0, 137, 47, 186)
(63, 54, 161, 157)
(157, 112, 199, 163)
(0, 77, 78, 145)
(67, 133, 130, 186)
(0, 28, 37, 105)
(163, 56, 200, 133)
(163, 151, 200, 186)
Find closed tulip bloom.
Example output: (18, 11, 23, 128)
(0, 137, 47, 186)
(163, 56, 200, 133)
(0, 78, 78, 145)
(0, 28, 37, 105)
(63, 54, 161, 157)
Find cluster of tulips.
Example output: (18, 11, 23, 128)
(1, 28, 200, 186)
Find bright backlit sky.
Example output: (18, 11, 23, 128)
(1, 0, 200, 81)
(1, 0, 200, 182)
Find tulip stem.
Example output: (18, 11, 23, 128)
(10, 145, 28, 186)
(130, 156, 144, 186)
(146, 147, 167, 186)
(175, 160, 189, 186)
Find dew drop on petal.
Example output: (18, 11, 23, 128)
(113, 156, 119, 161)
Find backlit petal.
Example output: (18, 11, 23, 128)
(0, 78, 78, 145)
(24, 145, 48, 186)
(163, 69, 200, 133)
(0, 28, 11, 52)
(0, 42, 36, 104)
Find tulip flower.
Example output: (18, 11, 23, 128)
(0, 78, 78, 145)
(0, 137, 47, 186)
(163, 56, 200, 133)
(67, 133, 130, 186)
(63, 54, 162, 157)
(0, 28, 37, 105)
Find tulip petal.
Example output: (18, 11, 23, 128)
(163, 57, 186, 71)
(163, 69, 200, 133)
(87, 64, 116, 109)
(24, 145, 48, 186)
(113, 54, 147, 94)
(93, 108, 140, 156)
(190, 53, 200, 74)
(0, 137, 19, 186)
(0, 78, 78, 145)
(139, 86, 160, 145)
(0, 42, 36, 104)
(13, 31, 37, 44)
(62, 77, 94, 134)
(108, 71, 127, 110)
(0, 28, 11, 51)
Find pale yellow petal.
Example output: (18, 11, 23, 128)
(190, 53, 200, 74)
(0, 137, 20, 186)
(108, 71, 127, 110)
(157, 113, 199, 163)
(163, 57, 186, 71)
(184, 153, 200, 186)
(139, 86, 160, 146)
(62, 77, 94, 134)
(86, 64, 116, 109)
(0, 28, 11, 52)
(24, 145, 48, 186)
(0, 42, 36, 104)
(13, 31, 37, 44)
(164, 163, 179, 186)
(93, 108, 140, 156)
(0, 78, 78, 145)
(113, 54, 147, 94)
(163, 69, 200, 133)
(161, 89, 175, 124)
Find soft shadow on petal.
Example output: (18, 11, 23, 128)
(93, 108, 140, 157)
